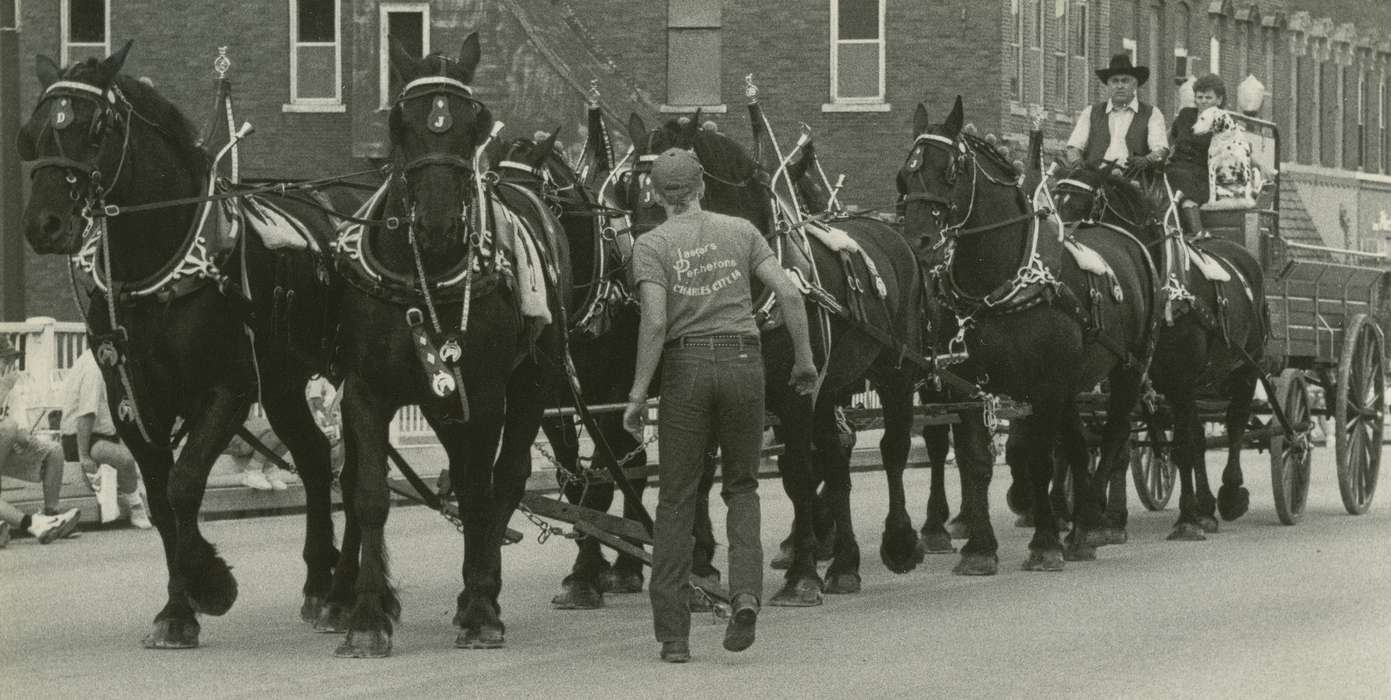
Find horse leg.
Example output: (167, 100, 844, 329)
(1167, 391, 1208, 541)
(1087, 368, 1144, 548)
(542, 416, 610, 609)
(952, 407, 1000, 575)
(124, 435, 203, 649)
(919, 418, 957, 553)
(767, 390, 824, 607)
(1061, 410, 1102, 562)
(333, 378, 399, 658)
(1020, 393, 1066, 572)
(812, 404, 857, 593)
(261, 385, 340, 623)
(1217, 364, 1257, 522)
(1004, 422, 1034, 527)
(602, 410, 651, 594)
(874, 380, 920, 577)
(316, 426, 360, 634)
(166, 386, 247, 623)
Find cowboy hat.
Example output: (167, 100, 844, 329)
(1095, 53, 1150, 86)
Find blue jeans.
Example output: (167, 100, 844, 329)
(650, 342, 765, 643)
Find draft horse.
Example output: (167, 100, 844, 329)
(623, 114, 927, 603)
(896, 98, 1159, 569)
(1052, 165, 1267, 540)
(326, 35, 570, 656)
(17, 44, 343, 647)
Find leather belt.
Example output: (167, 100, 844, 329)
(664, 334, 760, 350)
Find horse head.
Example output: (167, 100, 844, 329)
(896, 96, 975, 250)
(386, 32, 492, 259)
(621, 112, 770, 236)
(785, 133, 834, 216)
(18, 40, 192, 255)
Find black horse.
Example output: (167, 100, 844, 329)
(17, 43, 343, 647)
(326, 35, 569, 656)
(623, 114, 927, 602)
(897, 98, 1160, 570)
(1052, 164, 1266, 540)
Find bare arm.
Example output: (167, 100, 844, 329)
(626, 280, 668, 403)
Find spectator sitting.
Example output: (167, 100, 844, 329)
(59, 348, 151, 529)
(224, 377, 342, 491)
(0, 337, 76, 532)
(0, 494, 80, 547)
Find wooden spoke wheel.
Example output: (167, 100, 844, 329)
(1335, 314, 1386, 515)
(1130, 426, 1176, 511)
(1269, 369, 1314, 526)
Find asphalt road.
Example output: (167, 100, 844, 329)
(3, 447, 1388, 699)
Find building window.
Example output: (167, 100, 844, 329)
(1381, 75, 1388, 174)
(378, 3, 430, 110)
(1210, 35, 1221, 77)
(1053, 0, 1067, 109)
(61, 0, 109, 66)
(1033, 0, 1044, 48)
(1009, 0, 1024, 101)
(1073, 1, 1088, 57)
(290, 0, 342, 105)
(1174, 48, 1189, 86)
(665, 1, 723, 108)
(1147, 2, 1164, 105)
(830, 0, 884, 103)
(1358, 67, 1366, 169)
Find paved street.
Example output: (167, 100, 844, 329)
(2, 446, 1388, 699)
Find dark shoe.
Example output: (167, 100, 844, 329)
(660, 640, 690, 663)
(723, 595, 758, 652)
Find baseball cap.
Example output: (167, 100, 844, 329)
(649, 148, 704, 201)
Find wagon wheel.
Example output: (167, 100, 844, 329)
(1335, 314, 1386, 515)
(1269, 369, 1313, 526)
(1130, 425, 1176, 511)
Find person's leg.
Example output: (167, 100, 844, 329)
(1180, 200, 1206, 236)
(91, 439, 140, 495)
(713, 350, 765, 607)
(39, 445, 65, 513)
(0, 496, 26, 527)
(650, 351, 712, 646)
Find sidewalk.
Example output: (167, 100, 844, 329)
(2, 438, 937, 529)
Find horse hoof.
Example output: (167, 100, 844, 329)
(881, 528, 924, 574)
(551, 580, 604, 610)
(1218, 485, 1250, 521)
(952, 553, 999, 576)
(599, 569, 644, 594)
(1166, 522, 1207, 542)
(1063, 541, 1098, 562)
(769, 545, 794, 571)
(824, 572, 862, 595)
(1198, 515, 1220, 534)
(1021, 549, 1065, 572)
(455, 625, 506, 650)
(1103, 528, 1129, 546)
(334, 629, 392, 658)
(1081, 529, 1111, 548)
(946, 519, 971, 540)
(1014, 513, 1035, 528)
(769, 579, 823, 607)
(919, 531, 957, 554)
(314, 602, 350, 633)
(301, 595, 327, 625)
(142, 618, 200, 649)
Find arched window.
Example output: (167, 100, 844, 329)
(1009, 0, 1024, 101)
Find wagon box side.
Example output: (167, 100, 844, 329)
(1266, 259, 1384, 368)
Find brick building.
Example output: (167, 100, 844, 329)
(4, 0, 1388, 321)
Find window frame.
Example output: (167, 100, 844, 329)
(60, 0, 110, 67)
(377, 2, 432, 111)
(829, 0, 887, 105)
(287, 0, 344, 110)
(1072, 0, 1088, 58)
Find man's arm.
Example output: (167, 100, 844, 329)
(1063, 105, 1092, 166)
(1146, 107, 1171, 161)
(622, 280, 667, 438)
(75, 413, 99, 472)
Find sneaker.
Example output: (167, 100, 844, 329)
(83, 464, 120, 524)
(120, 492, 153, 530)
(29, 508, 81, 544)
(722, 595, 758, 652)
(659, 640, 691, 663)
(242, 470, 274, 491)
(262, 468, 289, 491)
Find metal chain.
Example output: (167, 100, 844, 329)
(515, 500, 581, 544)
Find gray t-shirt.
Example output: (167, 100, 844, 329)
(631, 210, 775, 342)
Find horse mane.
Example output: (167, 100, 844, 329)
(960, 131, 1018, 179)
(658, 118, 762, 185)
(1055, 163, 1156, 221)
(62, 60, 206, 167)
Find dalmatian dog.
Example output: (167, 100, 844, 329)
(1193, 106, 1264, 210)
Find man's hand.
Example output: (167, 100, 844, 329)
(789, 359, 818, 396)
(80, 454, 99, 477)
(623, 399, 645, 440)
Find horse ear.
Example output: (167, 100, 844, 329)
(627, 113, 647, 147)
(943, 96, 964, 138)
(457, 32, 481, 83)
(533, 126, 562, 166)
(388, 36, 419, 86)
(913, 103, 930, 137)
(35, 54, 62, 89)
(98, 40, 133, 87)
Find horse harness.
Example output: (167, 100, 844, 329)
(904, 133, 1153, 372)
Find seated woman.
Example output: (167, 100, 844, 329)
(1166, 74, 1227, 235)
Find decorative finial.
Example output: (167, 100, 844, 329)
(745, 73, 759, 103)
(587, 78, 601, 107)
(214, 47, 231, 79)
(1028, 105, 1043, 131)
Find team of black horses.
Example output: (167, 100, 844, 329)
(15, 34, 1271, 656)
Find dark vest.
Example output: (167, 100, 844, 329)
(1083, 100, 1154, 165)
